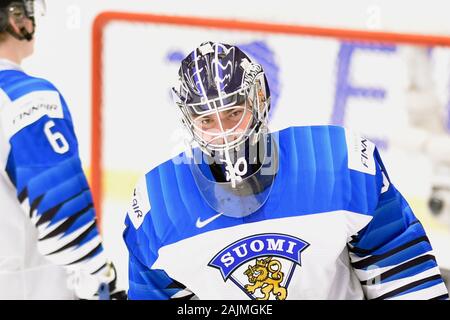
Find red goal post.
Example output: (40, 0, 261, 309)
(91, 11, 450, 225)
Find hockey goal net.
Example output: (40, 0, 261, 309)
(91, 11, 450, 235)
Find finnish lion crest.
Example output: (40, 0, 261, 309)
(243, 256, 287, 300)
(208, 233, 309, 300)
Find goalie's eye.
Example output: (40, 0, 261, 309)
(228, 109, 243, 120)
(202, 118, 213, 126)
(194, 115, 216, 130)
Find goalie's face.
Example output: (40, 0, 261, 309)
(192, 103, 253, 148)
(177, 80, 268, 156)
(173, 41, 271, 160)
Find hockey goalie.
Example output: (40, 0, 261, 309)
(123, 41, 449, 300)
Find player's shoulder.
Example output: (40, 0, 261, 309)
(125, 153, 185, 229)
(277, 124, 349, 139)
(275, 124, 346, 143)
(277, 125, 378, 175)
(143, 153, 185, 181)
(276, 124, 352, 153)
(0, 71, 67, 140)
(0, 69, 59, 101)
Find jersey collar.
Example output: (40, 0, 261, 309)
(0, 59, 23, 72)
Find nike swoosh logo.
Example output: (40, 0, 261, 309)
(195, 213, 223, 228)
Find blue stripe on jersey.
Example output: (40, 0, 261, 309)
(157, 166, 186, 240)
(76, 225, 99, 248)
(348, 166, 436, 295)
(88, 244, 103, 259)
(24, 156, 84, 205)
(50, 190, 93, 226)
(390, 278, 445, 299)
(329, 127, 351, 209)
(0, 70, 56, 101)
(359, 222, 425, 257)
(367, 241, 433, 269)
(0, 70, 30, 94)
(174, 160, 209, 223)
(0, 69, 77, 131)
(349, 185, 419, 253)
(35, 173, 89, 216)
(128, 251, 186, 300)
(382, 259, 437, 283)
(312, 125, 335, 209)
(131, 216, 160, 265)
(8, 122, 80, 196)
(64, 208, 96, 236)
(0, 69, 73, 133)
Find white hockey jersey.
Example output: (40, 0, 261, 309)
(124, 125, 449, 300)
(0, 59, 107, 299)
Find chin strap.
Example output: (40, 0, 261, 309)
(6, 17, 34, 41)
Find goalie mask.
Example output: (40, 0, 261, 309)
(172, 41, 278, 218)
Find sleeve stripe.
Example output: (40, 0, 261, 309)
(167, 279, 187, 289)
(45, 222, 97, 256)
(68, 242, 103, 266)
(36, 188, 89, 227)
(6, 77, 53, 97)
(373, 274, 443, 300)
(36, 203, 64, 227)
(353, 252, 430, 281)
(29, 194, 44, 218)
(362, 266, 442, 298)
(387, 281, 448, 300)
(37, 216, 68, 240)
(39, 203, 93, 241)
(68, 250, 107, 275)
(351, 236, 429, 269)
(38, 219, 93, 255)
(360, 254, 436, 285)
(18, 187, 27, 203)
(42, 235, 102, 265)
(92, 262, 108, 275)
(349, 220, 421, 256)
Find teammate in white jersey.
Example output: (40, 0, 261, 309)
(123, 41, 449, 300)
(0, 0, 125, 299)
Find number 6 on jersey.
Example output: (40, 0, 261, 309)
(44, 120, 70, 154)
